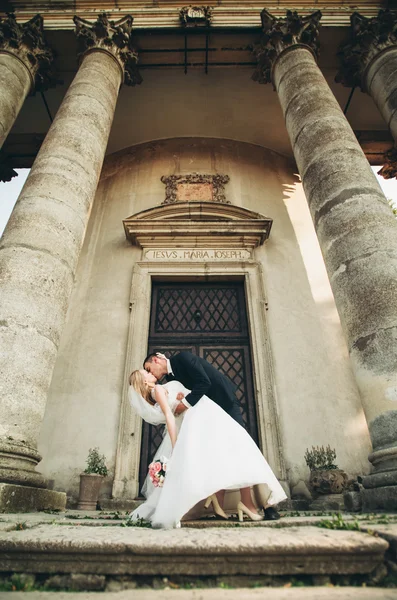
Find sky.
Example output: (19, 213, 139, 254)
(0, 166, 396, 237)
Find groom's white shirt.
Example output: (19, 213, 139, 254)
(166, 358, 191, 409)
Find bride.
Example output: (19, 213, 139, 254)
(128, 369, 287, 529)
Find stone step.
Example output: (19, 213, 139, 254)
(0, 523, 388, 578)
(3, 588, 397, 600)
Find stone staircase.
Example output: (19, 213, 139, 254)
(0, 511, 396, 593)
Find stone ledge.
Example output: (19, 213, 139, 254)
(0, 525, 387, 577)
(0, 483, 66, 513)
(99, 499, 142, 512)
(3, 589, 397, 600)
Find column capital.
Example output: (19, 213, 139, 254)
(0, 13, 56, 93)
(336, 9, 397, 90)
(73, 13, 142, 86)
(252, 9, 322, 85)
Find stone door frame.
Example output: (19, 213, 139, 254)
(112, 258, 287, 499)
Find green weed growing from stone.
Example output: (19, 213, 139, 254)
(0, 574, 36, 591)
(317, 513, 360, 531)
(121, 517, 152, 528)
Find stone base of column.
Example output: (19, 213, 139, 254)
(361, 485, 397, 511)
(0, 439, 48, 488)
(360, 412, 397, 510)
(361, 470, 397, 488)
(0, 483, 66, 513)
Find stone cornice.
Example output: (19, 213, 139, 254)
(2, 4, 386, 30)
(74, 13, 142, 86)
(336, 9, 397, 90)
(0, 12, 56, 92)
(252, 9, 322, 85)
(123, 201, 272, 249)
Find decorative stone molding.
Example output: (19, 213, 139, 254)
(378, 146, 397, 180)
(161, 173, 230, 204)
(74, 13, 142, 86)
(336, 10, 397, 90)
(179, 6, 212, 28)
(0, 13, 56, 92)
(123, 202, 272, 249)
(113, 259, 286, 499)
(252, 9, 322, 85)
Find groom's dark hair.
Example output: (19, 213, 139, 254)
(143, 352, 160, 367)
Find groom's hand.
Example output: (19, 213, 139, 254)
(174, 402, 188, 415)
(176, 392, 185, 401)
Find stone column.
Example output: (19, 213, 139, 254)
(0, 13, 54, 150)
(0, 13, 141, 510)
(253, 9, 397, 509)
(336, 9, 397, 179)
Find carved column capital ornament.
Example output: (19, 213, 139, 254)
(0, 13, 55, 92)
(73, 13, 142, 86)
(378, 146, 397, 180)
(336, 10, 397, 90)
(252, 9, 322, 86)
(179, 6, 213, 28)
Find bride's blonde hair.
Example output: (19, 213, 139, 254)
(129, 370, 155, 406)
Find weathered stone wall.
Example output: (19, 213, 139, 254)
(37, 137, 371, 503)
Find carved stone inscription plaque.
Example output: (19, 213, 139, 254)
(176, 182, 213, 201)
(144, 248, 252, 261)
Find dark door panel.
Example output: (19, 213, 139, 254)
(138, 282, 258, 493)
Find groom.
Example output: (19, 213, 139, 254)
(143, 350, 280, 520)
(143, 350, 244, 425)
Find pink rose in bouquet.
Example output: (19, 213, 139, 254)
(148, 456, 169, 488)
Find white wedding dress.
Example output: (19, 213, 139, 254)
(129, 381, 287, 529)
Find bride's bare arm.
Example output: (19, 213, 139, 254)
(154, 385, 177, 448)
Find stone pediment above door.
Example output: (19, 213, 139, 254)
(123, 202, 273, 249)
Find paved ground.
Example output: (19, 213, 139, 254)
(2, 588, 397, 600)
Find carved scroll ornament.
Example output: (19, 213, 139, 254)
(378, 147, 397, 181)
(161, 173, 230, 204)
(179, 6, 213, 27)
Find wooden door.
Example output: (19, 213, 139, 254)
(139, 281, 258, 491)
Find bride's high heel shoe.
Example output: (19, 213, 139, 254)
(237, 501, 263, 523)
(204, 494, 228, 520)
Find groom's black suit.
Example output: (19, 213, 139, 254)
(166, 351, 245, 428)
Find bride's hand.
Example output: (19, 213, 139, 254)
(174, 402, 188, 415)
(176, 392, 185, 401)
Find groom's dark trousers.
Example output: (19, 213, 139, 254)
(166, 351, 245, 428)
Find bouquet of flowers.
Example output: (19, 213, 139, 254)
(148, 455, 169, 487)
